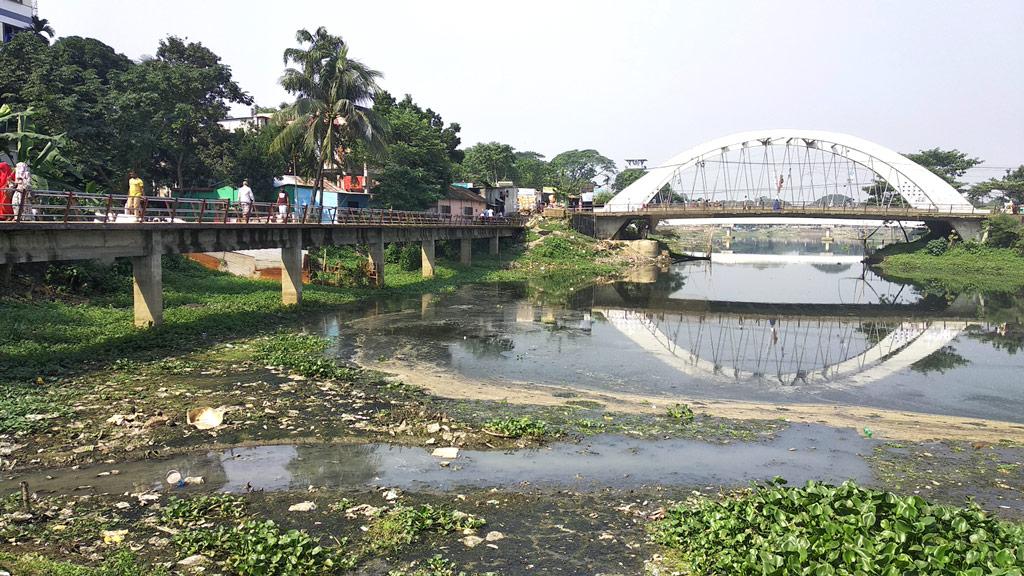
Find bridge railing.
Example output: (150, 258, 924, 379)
(593, 200, 987, 216)
(0, 190, 525, 227)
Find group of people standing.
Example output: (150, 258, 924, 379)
(0, 161, 34, 221)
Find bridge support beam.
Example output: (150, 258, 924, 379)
(948, 218, 984, 243)
(368, 238, 385, 288)
(460, 238, 472, 266)
(131, 232, 163, 328)
(489, 236, 499, 256)
(281, 229, 303, 306)
(421, 238, 435, 278)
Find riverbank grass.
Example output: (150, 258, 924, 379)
(874, 235, 1024, 293)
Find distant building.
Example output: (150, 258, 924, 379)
(474, 184, 518, 215)
(273, 175, 371, 213)
(429, 185, 486, 217)
(1, 0, 35, 43)
(219, 110, 274, 132)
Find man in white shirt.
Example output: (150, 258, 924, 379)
(238, 179, 254, 221)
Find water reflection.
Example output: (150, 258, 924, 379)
(312, 242, 1024, 424)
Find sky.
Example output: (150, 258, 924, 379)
(42, 0, 1024, 180)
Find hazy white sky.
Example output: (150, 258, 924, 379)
(43, 0, 1024, 177)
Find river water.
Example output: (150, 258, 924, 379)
(314, 239, 1024, 425)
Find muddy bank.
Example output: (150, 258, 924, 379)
(375, 360, 1024, 444)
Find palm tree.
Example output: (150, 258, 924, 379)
(272, 28, 387, 208)
(31, 16, 54, 42)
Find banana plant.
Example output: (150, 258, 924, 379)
(0, 103, 78, 190)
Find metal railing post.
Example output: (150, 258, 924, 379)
(199, 199, 207, 223)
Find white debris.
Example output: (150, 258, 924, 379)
(432, 447, 460, 459)
(288, 501, 317, 512)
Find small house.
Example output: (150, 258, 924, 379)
(273, 175, 372, 213)
(430, 186, 486, 217)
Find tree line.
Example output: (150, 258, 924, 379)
(0, 27, 620, 210)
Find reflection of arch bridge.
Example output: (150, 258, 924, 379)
(575, 130, 987, 240)
(594, 307, 970, 386)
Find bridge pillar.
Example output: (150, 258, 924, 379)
(948, 218, 984, 243)
(421, 238, 435, 278)
(460, 238, 472, 266)
(131, 231, 163, 328)
(368, 238, 385, 288)
(281, 229, 303, 306)
(489, 235, 499, 256)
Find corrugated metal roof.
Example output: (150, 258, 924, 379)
(445, 185, 486, 203)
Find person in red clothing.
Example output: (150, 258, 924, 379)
(0, 162, 14, 220)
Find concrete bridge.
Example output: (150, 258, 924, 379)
(585, 129, 991, 240)
(0, 193, 522, 327)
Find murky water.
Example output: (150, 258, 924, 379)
(15, 424, 870, 495)
(313, 239, 1024, 425)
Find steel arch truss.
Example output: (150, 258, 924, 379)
(604, 130, 974, 212)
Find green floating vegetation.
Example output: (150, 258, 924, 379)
(483, 415, 555, 438)
(174, 519, 352, 575)
(665, 403, 695, 422)
(160, 494, 248, 526)
(0, 550, 167, 576)
(364, 504, 486, 555)
(653, 479, 1024, 575)
(253, 333, 356, 380)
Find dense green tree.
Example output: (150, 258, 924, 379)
(613, 168, 647, 192)
(198, 123, 287, 200)
(547, 149, 616, 199)
(864, 148, 984, 206)
(968, 165, 1024, 204)
(15, 36, 132, 189)
(369, 92, 461, 210)
(458, 142, 516, 186)
(512, 151, 547, 189)
(109, 36, 252, 190)
(905, 148, 982, 191)
(273, 27, 387, 206)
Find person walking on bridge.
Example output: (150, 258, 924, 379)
(238, 179, 254, 222)
(276, 190, 289, 222)
(126, 170, 144, 221)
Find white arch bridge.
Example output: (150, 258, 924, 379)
(576, 130, 988, 240)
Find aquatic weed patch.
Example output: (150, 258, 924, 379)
(0, 550, 167, 576)
(0, 385, 71, 434)
(160, 494, 247, 526)
(364, 504, 486, 555)
(652, 479, 1024, 575)
(483, 416, 555, 438)
(253, 333, 356, 380)
(174, 519, 353, 575)
(665, 403, 695, 422)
